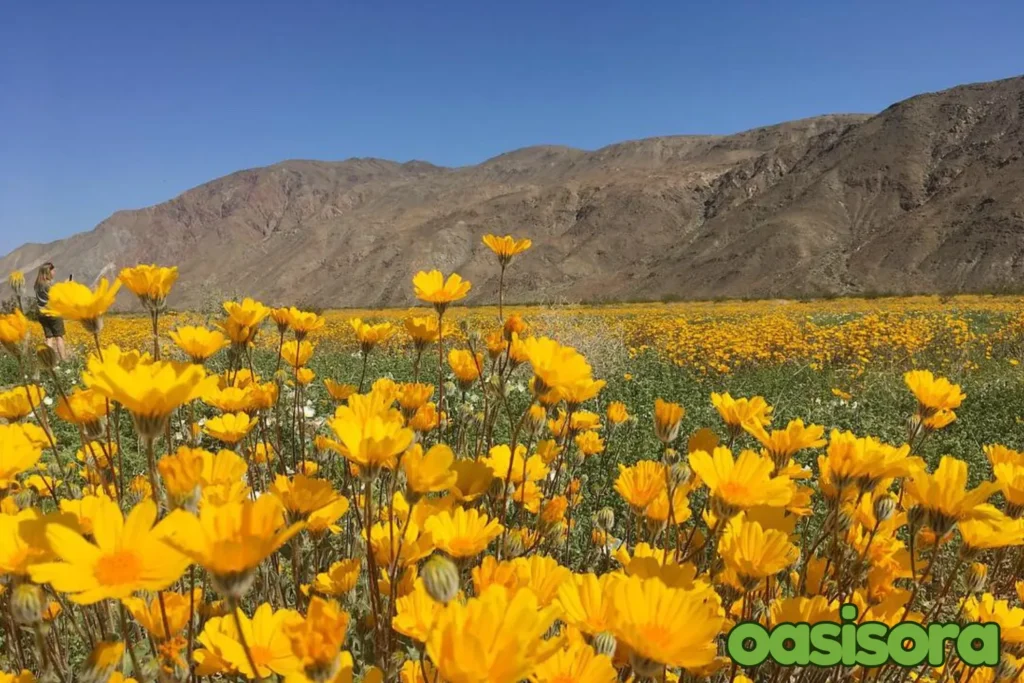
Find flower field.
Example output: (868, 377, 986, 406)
(2, 240, 1024, 683)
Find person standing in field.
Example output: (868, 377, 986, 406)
(35, 262, 68, 361)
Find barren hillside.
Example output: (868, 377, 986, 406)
(3, 75, 1023, 309)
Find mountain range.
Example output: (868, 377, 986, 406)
(3, 74, 1023, 310)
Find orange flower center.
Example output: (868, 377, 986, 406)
(249, 644, 273, 669)
(446, 537, 481, 557)
(94, 550, 143, 586)
(720, 481, 750, 501)
(636, 623, 674, 653)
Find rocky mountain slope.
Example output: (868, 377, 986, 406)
(4, 75, 1023, 309)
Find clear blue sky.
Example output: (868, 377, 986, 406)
(1, 0, 1022, 255)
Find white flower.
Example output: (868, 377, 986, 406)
(43, 397, 53, 406)
(303, 405, 315, 419)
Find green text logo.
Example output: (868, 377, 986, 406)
(726, 605, 999, 668)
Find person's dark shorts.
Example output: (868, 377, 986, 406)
(39, 315, 65, 339)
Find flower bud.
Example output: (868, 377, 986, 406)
(36, 344, 59, 370)
(421, 555, 460, 604)
(83, 418, 107, 442)
(873, 494, 896, 524)
(629, 652, 663, 679)
(11, 583, 45, 625)
(907, 505, 926, 532)
(835, 509, 854, 533)
(663, 448, 679, 465)
(504, 534, 526, 559)
(998, 658, 1019, 682)
(906, 414, 922, 441)
(596, 507, 615, 532)
(753, 597, 770, 622)
(967, 562, 988, 594)
(592, 631, 617, 657)
(210, 570, 256, 600)
(645, 517, 666, 536)
(669, 462, 690, 488)
(546, 521, 567, 542)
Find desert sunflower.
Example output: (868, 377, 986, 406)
(403, 443, 457, 495)
(448, 349, 483, 389)
(221, 298, 270, 347)
(688, 447, 794, 517)
(41, 278, 121, 332)
(393, 578, 444, 642)
(653, 398, 685, 444)
(718, 516, 799, 586)
(83, 353, 216, 440)
(904, 369, 965, 417)
(614, 461, 667, 511)
(0, 385, 45, 422)
(426, 585, 561, 683)
(0, 309, 29, 353)
(424, 506, 503, 559)
(203, 412, 257, 444)
(313, 559, 362, 596)
(269, 474, 345, 520)
(161, 495, 304, 597)
(326, 390, 414, 474)
(747, 418, 827, 469)
(412, 270, 472, 313)
(55, 387, 109, 429)
(157, 446, 205, 505)
(903, 455, 1002, 535)
(404, 316, 440, 351)
(482, 234, 532, 266)
(281, 339, 315, 368)
(283, 596, 350, 681)
(284, 307, 325, 340)
(122, 588, 202, 640)
(193, 602, 302, 679)
(555, 572, 619, 636)
(710, 392, 772, 435)
(324, 379, 357, 403)
(609, 574, 725, 672)
(0, 423, 46, 489)
(522, 336, 593, 396)
(28, 498, 190, 604)
(606, 401, 629, 426)
(169, 326, 229, 364)
(530, 640, 617, 683)
(118, 264, 178, 312)
(0, 509, 60, 576)
(449, 459, 494, 502)
(350, 319, 395, 355)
